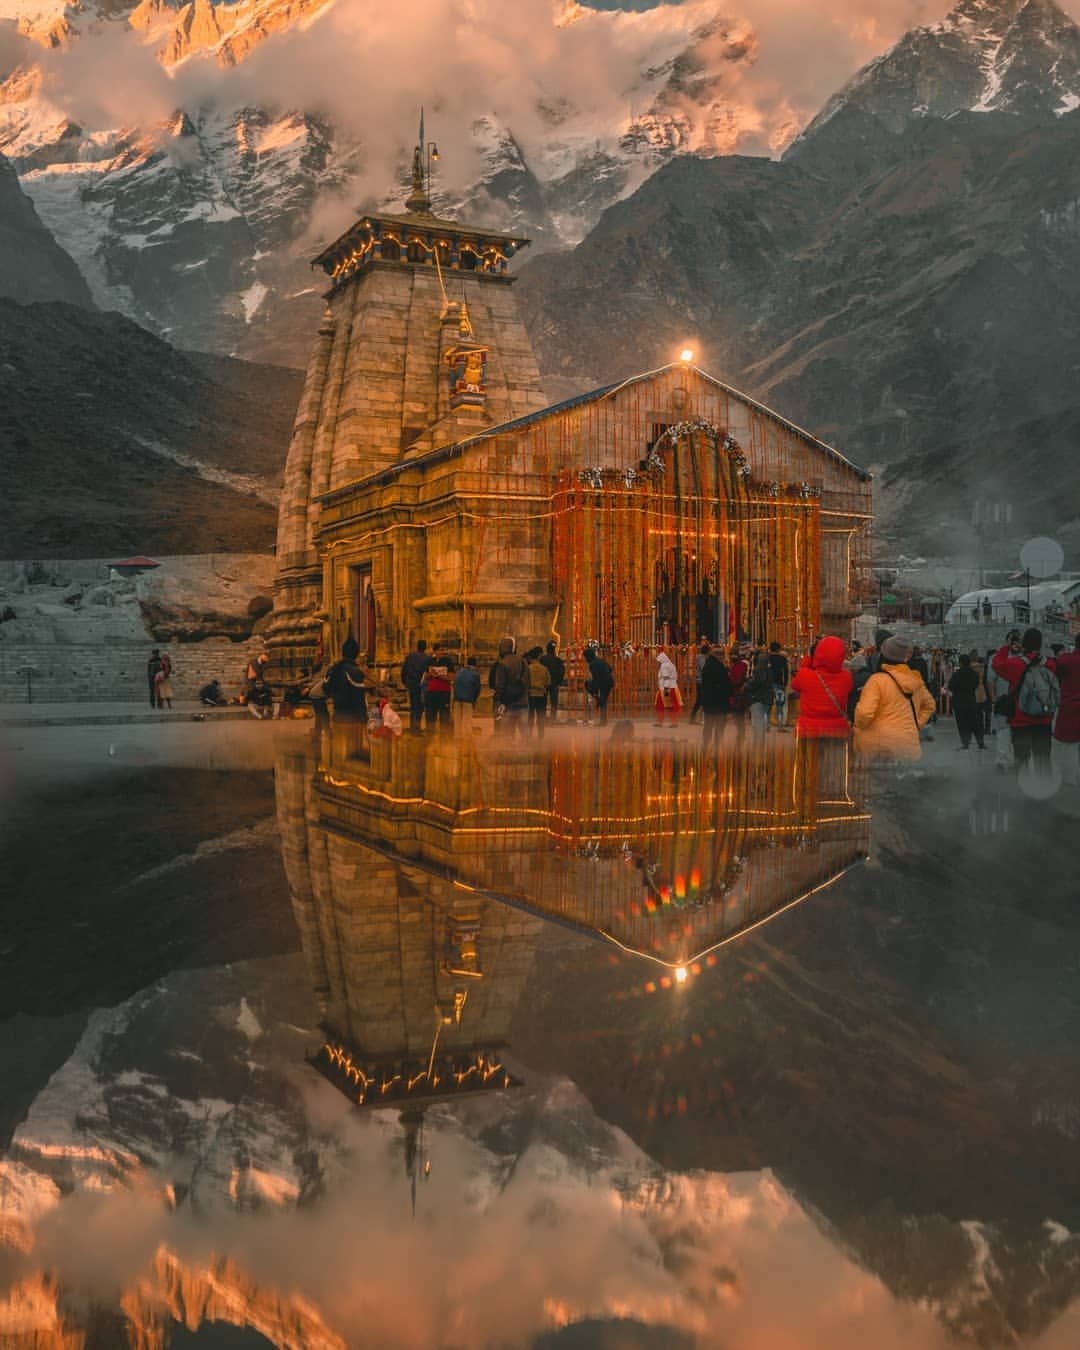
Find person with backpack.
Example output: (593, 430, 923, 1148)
(1053, 633, 1080, 786)
(584, 646, 614, 727)
(768, 641, 790, 729)
(539, 641, 566, 722)
(493, 636, 529, 735)
(992, 628, 1060, 769)
(791, 635, 854, 740)
(853, 635, 936, 761)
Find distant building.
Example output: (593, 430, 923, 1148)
(270, 127, 872, 685)
(107, 555, 160, 580)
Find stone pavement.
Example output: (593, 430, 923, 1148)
(0, 701, 252, 728)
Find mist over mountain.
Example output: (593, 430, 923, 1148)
(0, 0, 794, 365)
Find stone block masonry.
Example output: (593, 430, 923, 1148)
(0, 637, 270, 704)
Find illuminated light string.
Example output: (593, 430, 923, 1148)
(597, 860, 867, 974)
(316, 1043, 512, 1105)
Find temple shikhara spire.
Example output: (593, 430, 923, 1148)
(268, 117, 872, 685)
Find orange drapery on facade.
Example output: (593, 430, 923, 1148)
(551, 421, 823, 653)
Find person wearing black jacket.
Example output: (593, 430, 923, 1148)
(327, 637, 369, 721)
(698, 645, 734, 748)
(401, 640, 432, 731)
(539, 641, 566, 721)
(584, 647, 614, 726)
(948, 654, 984, 750)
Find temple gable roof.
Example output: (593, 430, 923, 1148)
(318, 363, 871, 505)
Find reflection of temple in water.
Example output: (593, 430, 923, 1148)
(275, 731, 871, 1115)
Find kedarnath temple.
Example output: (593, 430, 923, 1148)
(269, 125, 872, 682)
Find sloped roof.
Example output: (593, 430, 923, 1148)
(946, 579, 1080, 622)
(319, 363, 870, 503)
(455, 365, 871, 480)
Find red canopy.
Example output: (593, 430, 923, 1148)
(109, 556, 161, 569)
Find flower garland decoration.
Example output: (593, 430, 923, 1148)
(652, 420, 752, 479)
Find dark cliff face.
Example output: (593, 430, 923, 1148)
(0, 299, 302, 556)
(0, 151, 94, 308)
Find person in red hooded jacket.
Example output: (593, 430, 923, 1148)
(791, 635, 854, 739)
(991, 627, 1058, 768)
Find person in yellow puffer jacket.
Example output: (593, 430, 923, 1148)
(854, 635, 936, 761)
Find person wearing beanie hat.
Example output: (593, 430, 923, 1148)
(880, 635, 914, 664)
(991, 626, 1059, 769)
(854, 634, 936, 761)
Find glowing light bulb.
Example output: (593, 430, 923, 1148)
(679, 348, 695, 363)
(675, 966, 689, 984)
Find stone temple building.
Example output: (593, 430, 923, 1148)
(270, 132, 872, 686)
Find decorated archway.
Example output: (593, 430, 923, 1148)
(551, 419, 822, 657)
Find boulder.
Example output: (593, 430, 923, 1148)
(136, 554, 276, 643)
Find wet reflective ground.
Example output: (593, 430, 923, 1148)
(2, 718, 1079, 1350)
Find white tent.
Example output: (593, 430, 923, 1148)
(946, 579, 1080, 625)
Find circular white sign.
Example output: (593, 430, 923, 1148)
(1019, 536, 1064, 580)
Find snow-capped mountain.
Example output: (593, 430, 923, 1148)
(0, 0, 762, 364)
(787, 0, 1080, 170)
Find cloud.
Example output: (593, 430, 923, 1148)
(20, 1096, 960, 1349)
(16, 0, 961, 195)
(15, 0, 1080, 213)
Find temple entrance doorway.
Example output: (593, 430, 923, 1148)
(353, 566, 377, 665)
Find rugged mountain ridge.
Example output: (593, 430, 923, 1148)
(0, 0, 763, 364)
(519, 0, 1080, 547)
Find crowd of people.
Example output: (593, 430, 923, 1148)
(157, 622, 1080, 784)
